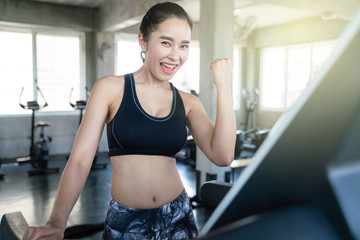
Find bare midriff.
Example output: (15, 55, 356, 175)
(110, 155, 184, 209)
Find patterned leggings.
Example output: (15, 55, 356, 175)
(103, 189, 198, 240)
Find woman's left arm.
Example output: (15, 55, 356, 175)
(186, 58, 236, 166)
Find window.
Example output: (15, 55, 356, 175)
(37, 33, 83, 112)
(116, 34, 143, 76)
(260, 40, 336, 110)
(0, 27, 84, 115)
(0, 30, 33, 115)
(171, 46, 200, 93)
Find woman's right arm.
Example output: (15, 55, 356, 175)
(23, 76, 118, 240)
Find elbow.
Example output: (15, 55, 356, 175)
(213, 154, 234, 167)
(221, 156, 234, 167)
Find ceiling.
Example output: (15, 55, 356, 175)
(29, 0, 360, 29)
(31, 0, 107, 8)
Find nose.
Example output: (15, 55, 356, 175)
(168, 46, 180, 61)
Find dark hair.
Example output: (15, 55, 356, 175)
(140, 2, 193, 42)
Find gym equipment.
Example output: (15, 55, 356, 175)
(176, 134, 196, 167)
(198, 8, 360, 239)
(242, 88, 258, 131)
(236, 88, 271, 158)
(0, 212, 29, 240)
(0, 212, 103, 239)
(235, 128, 270, 159)
(69, 88, 107, 169)
(229, 158, 252, 183)
(17, 87, 59, 176)
(69, 88, 87, 126)
(200, 181, 232, 210)
(176, 90, 198, 166)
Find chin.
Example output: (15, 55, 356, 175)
(159, 70, 177, 81)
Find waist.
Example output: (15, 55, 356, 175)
(109, 188, 187, 212)
(110, 155, 184, 209)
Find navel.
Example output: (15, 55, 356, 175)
(152, 196, 156, 203)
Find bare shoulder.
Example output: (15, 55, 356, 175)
(92, 75, 126, 123)
(95, 75, 125, 91)
(91, 75, 125, 101)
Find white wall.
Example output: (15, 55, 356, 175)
(0, 113, 108, 159)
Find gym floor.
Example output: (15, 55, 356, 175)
(0, 153, 212, 239)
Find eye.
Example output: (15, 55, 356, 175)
(181, 44, 189, 49)
(161, 41, 171, 47)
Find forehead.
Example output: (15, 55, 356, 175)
(153, 17, 192, 41)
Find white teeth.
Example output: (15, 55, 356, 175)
(162, 63, 176, 69)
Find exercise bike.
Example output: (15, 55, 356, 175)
(236, 88, 270, 159)
(17, 87, 60, 176)
(69, 87, 107, 169)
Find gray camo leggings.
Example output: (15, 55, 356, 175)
(103, 189, 198, 239)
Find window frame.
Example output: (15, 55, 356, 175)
(0, 25, 86, 116)
(259, 39, 337, 112)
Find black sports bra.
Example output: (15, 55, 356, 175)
(106, 73, 187, 158)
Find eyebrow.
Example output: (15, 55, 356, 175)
(159, 36, 190, 44)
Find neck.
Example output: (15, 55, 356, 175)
(133, 66, 170, 89)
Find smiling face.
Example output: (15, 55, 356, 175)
(139, 17, 192, 82)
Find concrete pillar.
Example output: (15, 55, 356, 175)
(85, 32, 97, 91)
(196, 0, 234, 190)
(96, 32, 116, 80)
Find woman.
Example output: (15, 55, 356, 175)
(23, 2, 236, 239)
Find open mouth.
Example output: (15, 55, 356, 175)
(160, 63, 177, 73)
